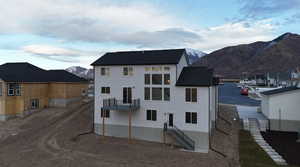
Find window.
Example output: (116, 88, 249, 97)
(100, 67, 109, 76)
(164, 74, 170, 85)
(164, 66, 170, 71)
(144, 87, 150, 100)
(185, 88, 197, 102)
(30, 99, 39, 109)
(144, 74, 150, 85)
(146, 110, 157, 121)
(15, 84, 21, 96)
(145, 67, 151, 71)
(0, 82, 2, 96)
(164, 88, 170, 101)
(152, 88, 162, 100)
(7, 83, 21, 96)
(101, 87, 110, 94)
(123, 67, 133, 76)
(101, 109, 110, 118)
(152, 74, 162, 85)
(152, 67, 162, 71)
(185, 112, 197, 124)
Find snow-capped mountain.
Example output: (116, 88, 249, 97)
(185, 48, 207, 64)
(66, 66, 93, 79)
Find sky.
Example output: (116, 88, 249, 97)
(0, 0, 300, 69)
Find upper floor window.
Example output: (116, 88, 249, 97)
(152, 88, 162, 100)
(0, 82, 2, 96)
(123, 67, 133, 76)
(164, 67, 170, 71)
(185, 112, 197, 124)
(100, 67, 109, 76)
(7, 83, 21, 96)
(164, 74, 170, 85)
(144, 87, 150, 100)
(146, 110, 157, 121)
(164, 88, 170, 101)
(152, 74, 162, 85)
(144, 74, 150, 85)
(145, 67, 151, 71)
(152, 67, 162, 71)
(101, 87, 110, 94)
(185, 88, 197, 102)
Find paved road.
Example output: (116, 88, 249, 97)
(219, 83, 261, 106)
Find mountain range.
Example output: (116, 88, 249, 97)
(66, 48, 206, 79)
(194, 33, 300, 78)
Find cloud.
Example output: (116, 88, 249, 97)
(0, 0, 196, 48)
(23, 45, 98, 63)
(239, 0, 300, 19)
(189, 20, 276, 52)
(285, 13, 300, 24)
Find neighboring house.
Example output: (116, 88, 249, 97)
(0, 63, 88, 121)
(92, 49, 219, 153)
(261, 86, 300, 132)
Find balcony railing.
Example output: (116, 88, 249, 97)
(102, 98, 140, 111)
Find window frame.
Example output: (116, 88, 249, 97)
(101, 108, 110, 118)
(7, 83, 21, 96)
(146, 110, 157, 121)
(144, 74, 151, 85)
(185, 112, 197, 124)
(185, 88, 197, 102)
(164, 74, 170, 85)
(144, 87, 151, 100)
(101, 87, 110, 94)
(152, 87, 162, 100)
(30, 99, 39, 109)
(152, 74, 162, 85)
(164, 88, 170, 101)
(100, 67, 109, 76)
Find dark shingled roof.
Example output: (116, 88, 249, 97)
(0, 63, 87, 83)
(91, 49, 186, 66)
(261, 86, 300, 95)
(176, 66, 218, 87)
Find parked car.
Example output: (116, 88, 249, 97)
(240, 87, 249, 95)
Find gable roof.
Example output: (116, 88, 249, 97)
(176, 66, 218, 87)
(0, 63, 87, 83)
(261, 86, 300, 96)
(91, 49, 186, 66)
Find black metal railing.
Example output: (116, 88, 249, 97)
(103, 98, 140, 110)
(164, 123, 195, 150)
(172, 125, 195, 149)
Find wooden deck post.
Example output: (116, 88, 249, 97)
(129, 110, 132, 143)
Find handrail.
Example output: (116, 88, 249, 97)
(165, 123, 195, 149)
(103, 98, 140, 109)
(172, 125, 195, 148)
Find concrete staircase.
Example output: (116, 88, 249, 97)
(165, 125, 195, 151)
(249, 118, 288, 165)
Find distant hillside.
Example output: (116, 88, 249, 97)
(194, 33, 300, 78)
(66, 66, 93, 79)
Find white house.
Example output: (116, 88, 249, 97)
(261, 86, 300, 132)
(91, 49, 219, 153)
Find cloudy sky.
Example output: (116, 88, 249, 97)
(0, 0, 300, 69)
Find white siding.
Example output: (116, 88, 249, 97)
(94, 63, 211, 133)
(262, 90, 300, 121)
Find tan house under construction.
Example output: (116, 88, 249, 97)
(0, 63, 88, 121)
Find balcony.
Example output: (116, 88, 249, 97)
(102, 98, 140, 111)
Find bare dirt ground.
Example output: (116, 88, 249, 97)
(0, 102, 240, 167)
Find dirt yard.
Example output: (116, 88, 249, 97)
(0, 103, 240, 167)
